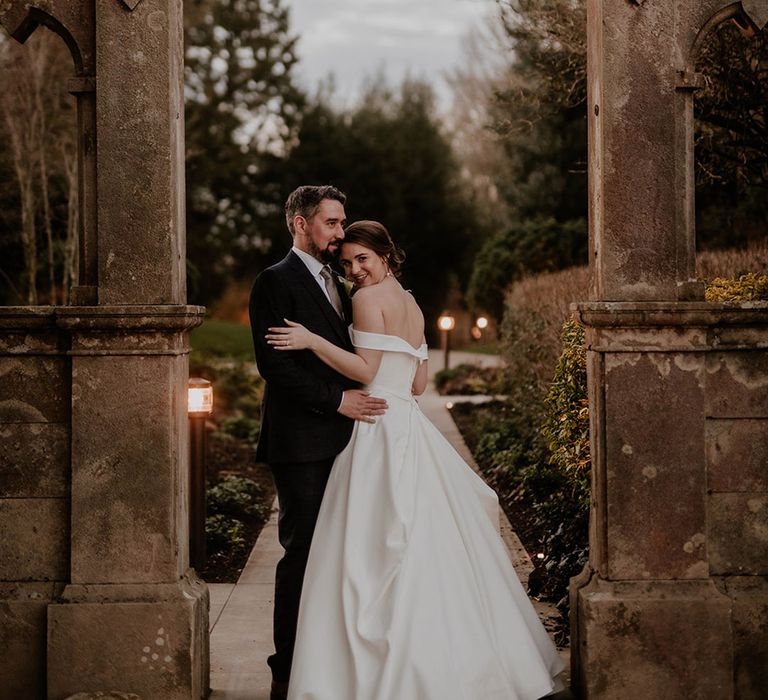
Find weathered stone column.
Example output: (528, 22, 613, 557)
(47, 307, 207, 700)
(43, 1, 209, 698)
(1, 0, 209, 697)
(572, 2, 768, 698)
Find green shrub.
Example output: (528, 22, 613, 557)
(208, 476, 269, 520)
(218, 414, 261, 444)
(213, 361, 264, 411)
(433, 363, 501, 396)
(705, 272, 768, 301)
(542, 319, 590, 511)
(205, 513, 248, 557)
(496, 305, 551, 399)
(467, 217, 587, 320)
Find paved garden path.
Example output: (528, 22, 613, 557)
(208, 350, 570, 699)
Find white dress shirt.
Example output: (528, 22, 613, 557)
(292, 246, 337, 307)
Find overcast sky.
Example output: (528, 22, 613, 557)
(287, 0, 498, 110)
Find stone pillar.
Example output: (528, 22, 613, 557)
(47, 307, 207, 700)
(572, 2, 768, 698)
(0, 1, 209, 698)
(93, 0, 187, 306)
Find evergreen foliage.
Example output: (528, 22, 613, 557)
(467, 218, 586, 319)
(542, 319, 589, 508)
(493, 0, 588, 225)
(184, 0, 305, 303)
(207, 475, 268, 519)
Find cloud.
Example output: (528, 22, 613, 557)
(288, 0, 497, 108)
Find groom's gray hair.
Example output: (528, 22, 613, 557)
(285, 185, 347, 236)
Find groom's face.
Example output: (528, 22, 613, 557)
(299, 198, 347, 263)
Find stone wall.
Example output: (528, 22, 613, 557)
(574, 1, 768, 695)
(0, 310, 68, 699)
(0, 306, 208, 699)
(571, 303, 768, 699)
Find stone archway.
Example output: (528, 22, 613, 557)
(0, 2, 207, 698)
(3, 0, 767, 698)
(572, 1, 768, 698)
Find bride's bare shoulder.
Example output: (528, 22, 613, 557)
(351, 284, 384, 305)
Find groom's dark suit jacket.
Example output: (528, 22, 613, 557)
(249, 250, 358, 465)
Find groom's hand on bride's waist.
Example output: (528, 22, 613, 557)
(338, 390, 388, 424)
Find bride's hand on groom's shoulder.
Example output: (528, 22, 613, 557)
(338, 390, 388, 424)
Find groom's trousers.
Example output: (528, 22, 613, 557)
(268, 458, 335, 683)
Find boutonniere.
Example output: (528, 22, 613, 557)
(340, 276, 355, 297)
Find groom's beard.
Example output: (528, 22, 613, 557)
(308, 239, 342, 264)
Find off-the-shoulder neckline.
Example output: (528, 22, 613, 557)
(350, 326, 427, 353)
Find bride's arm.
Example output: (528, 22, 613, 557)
(266, 291, 384, 384)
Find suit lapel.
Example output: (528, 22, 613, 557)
(286, 252, 349, 345)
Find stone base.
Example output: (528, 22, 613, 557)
(0, 583, 63, 700)
(715, 577, 768, 699)
(572, 574, 734, 699)
(47, 573, 209, 700)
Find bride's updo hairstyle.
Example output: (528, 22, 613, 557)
(342, 220, 406, 277)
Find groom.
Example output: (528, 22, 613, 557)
(249, 185, 387, 700)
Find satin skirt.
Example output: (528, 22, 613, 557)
(288, 387, 564, 700)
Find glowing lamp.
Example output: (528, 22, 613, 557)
(437, 311, 455, 370)
(476, 316, 489, 330)
(188, 378, 213, 416)
(437, 312, 455, 332)
(188, 377, 212, 570)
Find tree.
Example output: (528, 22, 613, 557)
(184, 0, 305, 303)
(0, 30, 77, 305)
(447, 1, 589, 319)
(492, 0, 588, 225)
(695, 21, 768, 248)
(444, 23, 516, 236)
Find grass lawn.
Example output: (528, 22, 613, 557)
(452, 342, 500, 355)
(191, 318, 254, 358)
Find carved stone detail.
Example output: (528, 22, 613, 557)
(743, 0, 768, 29)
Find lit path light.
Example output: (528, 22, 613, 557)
(473, 315, 489, 342)
(437, 311, 455, 370)
(188, 378, 213, 571)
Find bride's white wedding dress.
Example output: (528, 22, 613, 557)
(287, 328, 564, 700)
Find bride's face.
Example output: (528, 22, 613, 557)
(339, 242, 388, 287)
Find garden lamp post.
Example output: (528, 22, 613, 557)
(437, 311, 455, 370)
(476, 315, 488, 336)
(188, 377, 213, 571)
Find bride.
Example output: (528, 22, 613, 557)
(265, 220, 564, 700)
